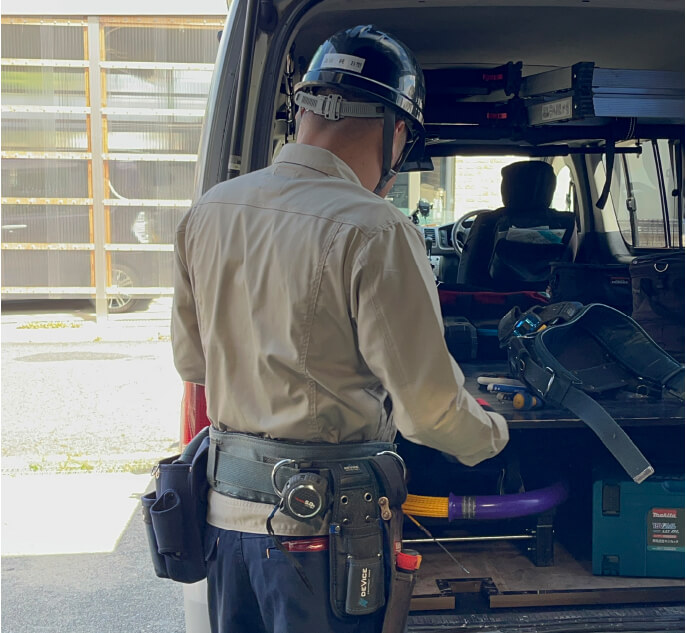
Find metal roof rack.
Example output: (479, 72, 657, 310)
(523, 62, 684, 125)
(423, 61, 685, 129)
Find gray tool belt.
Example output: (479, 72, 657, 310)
(207, 427, 409, 620)
(207, 427, 395, 506)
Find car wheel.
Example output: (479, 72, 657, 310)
(106, 265, 150, 314)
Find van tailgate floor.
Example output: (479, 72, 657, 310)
(406, 540, 684, 631)
(407, 605, 685, 632)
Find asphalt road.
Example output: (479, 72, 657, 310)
(1, 299, 189, 633)
(1, 506, 186, 633)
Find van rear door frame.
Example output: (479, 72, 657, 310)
(193, 0, 245, 200)
(194, 0, 322, 199)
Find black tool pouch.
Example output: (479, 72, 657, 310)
(329, 459, 386, 619)
(328, 453, 408, 619)
(371, 454, 413, 633)
(141, 427, 210, 584)
(548, 262, 632, 313)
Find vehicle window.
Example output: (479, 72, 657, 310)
(551, 165, 574, 213)
(602, 140, 683, 248)
(387, 155, 526, 226)
(660, 138, 683, 248)
(387, 156, 576, 226)
(385, 157, 456, 225)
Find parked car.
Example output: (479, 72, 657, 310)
(1, 202, 182, 313)
(178, 1, 685, 631)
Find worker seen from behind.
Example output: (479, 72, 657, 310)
(172, 24, 508, 633)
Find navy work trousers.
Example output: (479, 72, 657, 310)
(205, 525, 385, 633)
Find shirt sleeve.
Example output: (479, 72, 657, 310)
(350, 220, 508, 466)
(171, 210, 206, 385)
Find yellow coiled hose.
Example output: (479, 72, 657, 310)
(402, 493, 449, 518)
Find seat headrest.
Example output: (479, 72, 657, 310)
(501, 161, 556, 210)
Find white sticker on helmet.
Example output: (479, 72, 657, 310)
(322, 53, 366, 73)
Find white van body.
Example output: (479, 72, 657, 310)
(182, 1, 685, 631)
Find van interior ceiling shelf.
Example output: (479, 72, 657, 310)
(420, 61, 684, 207)
(423, 61, 684, 130)
(422, 61, 683, 154)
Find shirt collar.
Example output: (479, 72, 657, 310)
(274, 143, 363, 188)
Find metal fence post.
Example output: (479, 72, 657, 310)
(87, 16, 108, 321)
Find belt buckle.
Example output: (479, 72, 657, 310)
(375, 450, 407, 481)
(543, 367, 555, 396)
(322, 94, 342, 120)
(271, 458, 296, 497)
(513, 314, 542, 337)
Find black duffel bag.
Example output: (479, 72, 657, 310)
(141, 426, 209, 583)
(630, 251, 685, 360)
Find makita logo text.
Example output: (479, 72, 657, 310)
(343, 464, 360, 472)
(360, 567, 369, 597)
(653, 509, 678, 518)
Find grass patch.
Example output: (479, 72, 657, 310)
(25, 456, 159, 475)
(17, 321, 82, 330)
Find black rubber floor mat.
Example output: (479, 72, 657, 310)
(407, 605, 685, 632)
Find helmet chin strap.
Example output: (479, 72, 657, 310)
(295, 91, 410, 197)
(373, 110, 398, 196)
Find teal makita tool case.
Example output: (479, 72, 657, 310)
(592, 471, 685, 578)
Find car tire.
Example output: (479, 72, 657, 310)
(99, 264, 151, 314)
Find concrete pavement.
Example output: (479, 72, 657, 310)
(1, 299, 187, 632)
(2, 473, 153, 556)
(2, 299, 179, 554)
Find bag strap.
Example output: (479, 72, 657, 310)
(180, 426, 210, 463)
(513, 346, 654, 484)
(559, 385, 654, 484)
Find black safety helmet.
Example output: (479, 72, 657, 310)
(294, 25, 426, 194)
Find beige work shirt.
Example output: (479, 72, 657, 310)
(172, 143, 508, 535)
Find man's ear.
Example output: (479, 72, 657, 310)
(394, 118, 408, 141)
(390, 119, 409, 167)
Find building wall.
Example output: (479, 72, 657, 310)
(1, 14, 224, 311)
(1, 1, 228, 15)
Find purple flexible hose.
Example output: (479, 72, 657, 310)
(448, 481, 569, 521)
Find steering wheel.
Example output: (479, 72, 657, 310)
(451, 210, 482, 256)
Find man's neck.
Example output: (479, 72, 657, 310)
(297, 122, 382, 193)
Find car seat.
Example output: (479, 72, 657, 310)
(456, 161, 577, 291)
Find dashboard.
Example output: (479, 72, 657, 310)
(421, 223, 456, 256)
(420, 222, 460, 284)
